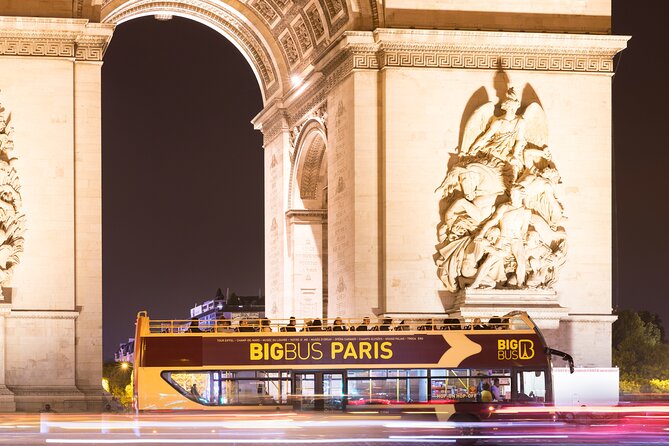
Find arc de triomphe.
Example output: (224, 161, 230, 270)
(0, 1, 627, 411)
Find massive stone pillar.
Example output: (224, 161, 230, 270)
(0, 17, 113, 411)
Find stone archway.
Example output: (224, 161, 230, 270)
(0, 0, 628, 411)
(102, 0, 287, 102)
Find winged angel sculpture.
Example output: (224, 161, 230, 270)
(434, 88, 566, 292)
(0, 96, 26, 297)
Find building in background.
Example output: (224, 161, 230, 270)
(189, 288, 265, 331)
(114, 338, 134, 364)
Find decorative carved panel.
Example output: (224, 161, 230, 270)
(0, 95, 26, 298)
(306, 4, 325, 42)
(434, 86, 567, 292)
(271, 0, 292, 13)
(249, 0, 279, 26)
(280, 31, 300, 66)
(293, 17, 313, 54)
(298, 137, 326, 200)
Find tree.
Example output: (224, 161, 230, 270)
(612, 310, 669, 381)
(637, 311, 667, 343)
(103, 361, 133, 408)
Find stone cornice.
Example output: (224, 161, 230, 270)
(8, 386, 85, 396)
(285, 209, 327, 223)
(8, 310, 79, 320)
(369, 29, 628, 73)
(0, 17, 114, 61)
(563, 313, 618, 323)
(253, 102, 288, 147)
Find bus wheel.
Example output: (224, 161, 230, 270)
(449, 413, 479, 446)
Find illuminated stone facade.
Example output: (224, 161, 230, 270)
(0, 0, 626, 410)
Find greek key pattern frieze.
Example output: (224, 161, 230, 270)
(379, 48, 614, 72)
(351, 51, 379, 69)
(75, 45, 106, 61)
(0, 39, 75, 58)
(0, 22, 113, 61)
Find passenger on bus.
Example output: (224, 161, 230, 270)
(261, 318, 272, 332)
(418, 319, 435, 330)
(356, 317, 371, 331)
(281, 316, 297, 332)
(332, 317, 347, 331)
(395, 320, 410, 330)
(216, 318, 234, 333)
(480, 383, 493, 402)
(310, 319, 323, 331)
(187, 317, 202, 333)
(190, 384, 201, 399)
(469, 317, 486, 330)
(237, 319, 255, 332)
(379, 317, 393, 331)
(442, 318, 461, 330)
(476, 373, 488, 401)
(301, 319, 313, 331)
(487, 316, 503, 329)
(491, 378, 501, 401)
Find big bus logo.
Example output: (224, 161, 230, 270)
(497, 339, 534, 360)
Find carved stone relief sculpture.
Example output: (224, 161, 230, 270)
(434, 87, 566, 292)
(0, 95, 26, 298)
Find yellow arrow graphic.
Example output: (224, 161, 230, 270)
(438, 333, 482, 367)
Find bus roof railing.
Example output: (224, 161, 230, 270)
(137, 311, 538, 335)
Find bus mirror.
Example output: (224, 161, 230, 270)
(545, 348, 575, 374)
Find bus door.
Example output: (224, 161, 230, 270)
(513, 369, 548, 403)
(293, 372, 344, 411)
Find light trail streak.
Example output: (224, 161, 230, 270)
(41, 419, 300, 430)
(494, 404, 669, 415)
(45, 438, 457, 444)
(389, 434, 570, 440)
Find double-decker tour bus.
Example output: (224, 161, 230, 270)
(132, 310, 573, 421)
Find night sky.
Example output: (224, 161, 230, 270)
(101, 3, 668, 361)
(102, 16, 264, 360)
